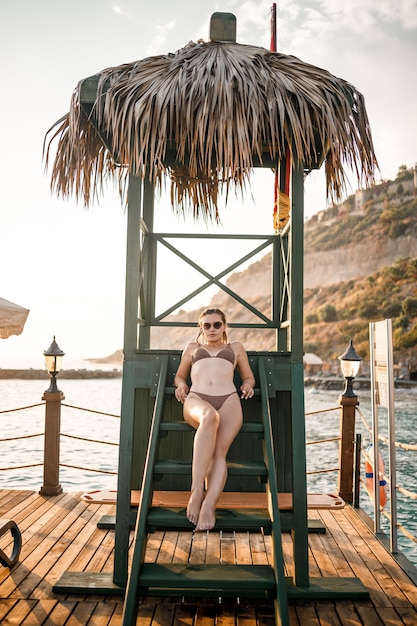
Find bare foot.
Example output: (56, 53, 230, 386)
(187, 489, 204, 525)
(195, 500, 216, 532)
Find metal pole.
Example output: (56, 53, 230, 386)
(40, 390, 64, 496)
(386, 319, 398, 553)
(353, 433, 361, 508)
(369, 322, 381, 532)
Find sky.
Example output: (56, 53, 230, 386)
(0, 0, 416, 369)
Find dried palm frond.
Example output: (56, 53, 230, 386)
(44, 40, 378, 219)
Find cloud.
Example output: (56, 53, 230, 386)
(379, 0, 417, 30)
(112, 5, 132, 19)
(229, 1, 276, 45)
(316, 0, 417, 33)
(146, 19, 176, 55)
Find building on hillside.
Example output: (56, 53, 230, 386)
(355, 168, 417, 210)
(303, 352, 323, 375)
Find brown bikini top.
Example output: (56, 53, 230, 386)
(191, 343, 235, 366)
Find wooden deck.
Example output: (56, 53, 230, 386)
(1, 489, 417, 625)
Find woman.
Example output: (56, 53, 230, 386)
(174, 307, 255, 532)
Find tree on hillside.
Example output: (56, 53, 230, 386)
(396, 164, 412, 181)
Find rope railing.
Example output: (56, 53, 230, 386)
(394, 518, 417, 545)
(1, 402, 342, 474)
(0, 401, 119, 420)
(61, 403, 120, 419)
(307, 467, 339, 476)
(356, 406, 373, 437)
(306, 403, 417, 555)
(0, 400, 119, 474)
(1, 433, 43, 442)
(357, 407, 417, 497)
(0, 463, 44, 471)
(2, 395, 417, 558)
(305, 406, 340, 416)
(0, 403, 44, 414)
(304, 407, 340, 476)
(378, 434, 417, 452)
(0, 403, 46, 472)
(306, 436, 340, 446)
(360, 444, 417, 503)
(356, 405, 417, 452)
(59, 463, 117, 475)
(61, 433, 119, 446)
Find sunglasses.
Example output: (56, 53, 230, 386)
(202, 321, 223, 330)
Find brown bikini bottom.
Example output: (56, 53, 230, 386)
(188, 390, 237, 411)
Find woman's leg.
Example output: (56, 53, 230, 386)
(195, 393, 243, 531)
(183, 394, 220, 525)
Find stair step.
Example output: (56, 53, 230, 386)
(146, 506, 272, 531)
(153, 460, 267, 477)
(97, 511, 328, 533)
(138, 563, 275, 597)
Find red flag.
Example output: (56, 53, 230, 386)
(270, 4, 279, 230)
(270, 3, 277, 52)
(270, 3, 291, 232)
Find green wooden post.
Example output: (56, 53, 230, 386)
(114, 361, 136, 584)
(290, 162, 304, 360)
(138, 177, 155, 349)
(259, 357, 289, 626)
(289, 162, 309, 588)
(114, 173, 142, 585)
(271, 231, 281, 351)
(122, 356, 168, 624)
(123, 175, 142, 357)
(115, 174, 157, 583)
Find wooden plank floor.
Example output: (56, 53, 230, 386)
(1, 489, 417, 625)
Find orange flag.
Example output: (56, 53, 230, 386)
(270, 3, 291, 232)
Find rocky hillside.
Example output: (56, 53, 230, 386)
(304, 170, 417, 288)
(303, 256, 417, 366)
(301, 167, 417, 366)
(151, 255, 276, 352)
(94, 166, 417, 369)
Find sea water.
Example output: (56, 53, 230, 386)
(1, 378, 416, 567)
(0, 378, 122, 491)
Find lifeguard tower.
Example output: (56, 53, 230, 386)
(47, 12, 377, 625)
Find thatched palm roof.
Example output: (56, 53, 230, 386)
(44, 36, 378, 219)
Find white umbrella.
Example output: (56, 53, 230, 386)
(0, 298, 30, 339)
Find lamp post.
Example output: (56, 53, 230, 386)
(43, 336, 65, 392)
(40, 337, 65, 496)
(338, 339, 362, 397)
(337, 340, 362, 504)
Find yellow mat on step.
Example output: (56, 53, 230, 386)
(81, 489, 345, 509)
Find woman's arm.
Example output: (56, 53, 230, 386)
(174, 344, 193, 404)
(234, 342, 255, 399)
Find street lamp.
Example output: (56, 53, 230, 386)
(41, 337, 65, 496)
(337, 339, 362, 504)
(43, 336, 65, 393)
(338, 339, 362, 398)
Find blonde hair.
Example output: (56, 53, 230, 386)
(196, 308, 228, 344)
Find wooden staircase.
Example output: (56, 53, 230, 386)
(51, 351, 368, 610)
(121, 354, 290, 625)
